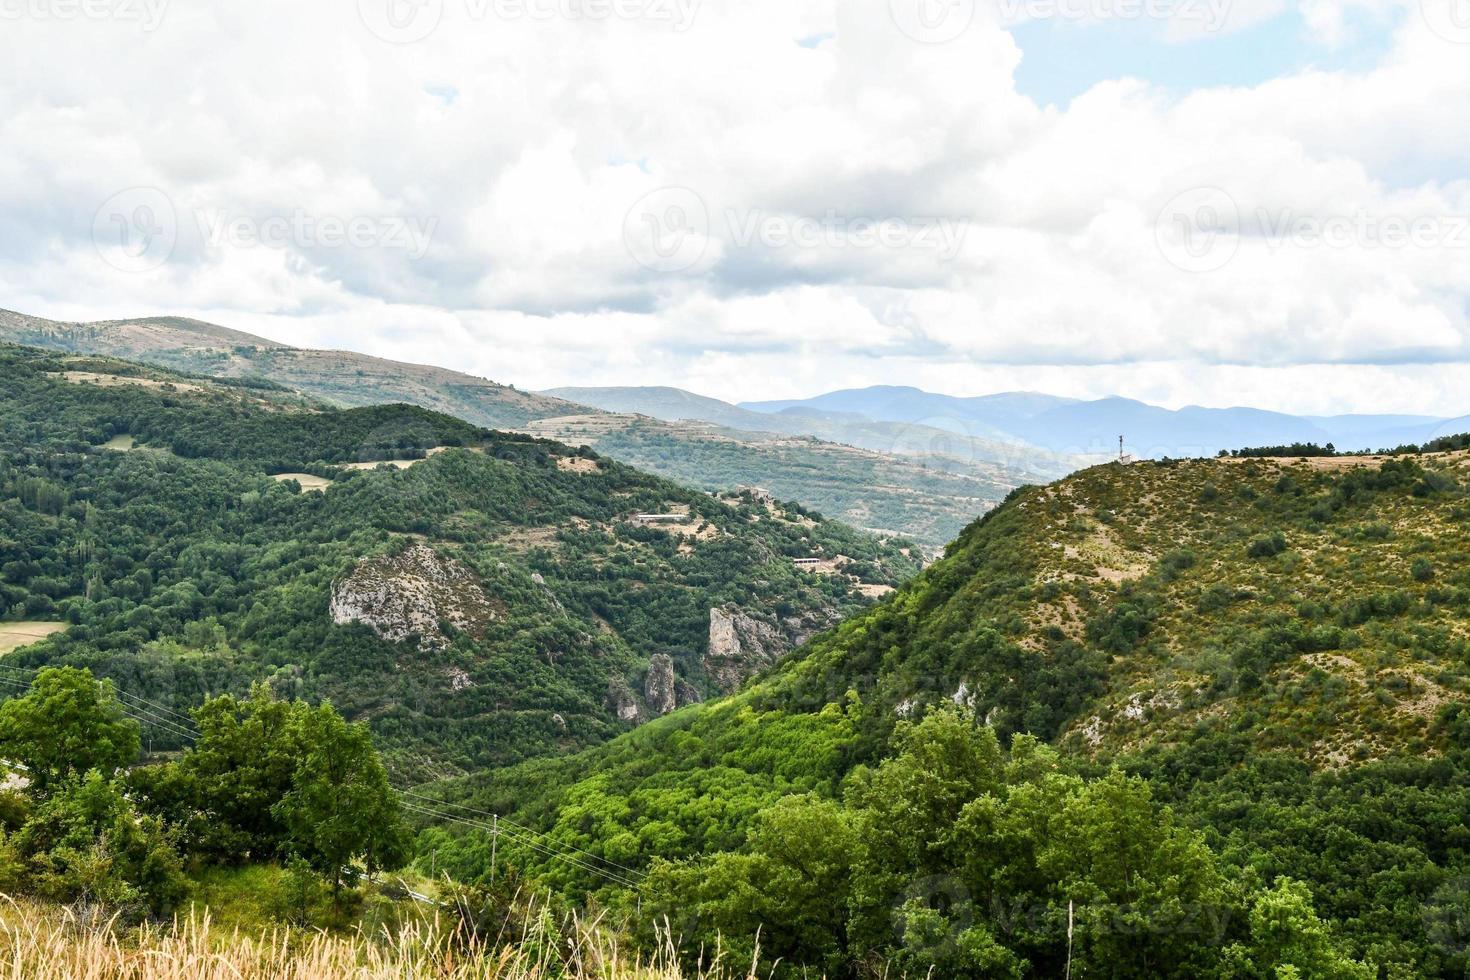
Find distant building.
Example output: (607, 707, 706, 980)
(631, 513, 684, 525)
(792, 557, 823, 569)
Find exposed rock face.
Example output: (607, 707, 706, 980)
(606, 677, 642, 723)
(704, 604, 838, 694)
(330, 543, 497, 653)
(645, 653, 677, 716)
(674, 679, 703, 708)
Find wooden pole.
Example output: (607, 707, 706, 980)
(1066, 899, 1074, 980)
(489, 814, 498, 886)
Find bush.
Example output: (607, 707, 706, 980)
(1247, 533, 1287, 559)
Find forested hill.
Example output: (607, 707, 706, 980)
(429, 448, 1470, 976)
(0, 309, 1050, 549)
(0, 344, 920, 780)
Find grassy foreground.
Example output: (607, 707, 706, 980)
(0, 896, 759, 980)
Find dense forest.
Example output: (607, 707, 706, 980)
(8, 341, 1470, 975)
(0, 345, 918, 780)
(419, 449, 1470, 976)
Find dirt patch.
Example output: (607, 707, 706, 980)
(498, 526, 564, 553)
(272, 473, 334, 491)
(340, 447, 449, 472)
(53, 371, 207, 395)
(101, 435, 136, 452)
(855, 583, 896, 599)
(1224, 450, 1470, 473)
(556, 457, 601, 474)
(0, 622, 65, 654)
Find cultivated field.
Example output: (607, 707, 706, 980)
(0, 621, 64, 654)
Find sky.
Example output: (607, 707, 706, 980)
(1, 0, 1468, 415)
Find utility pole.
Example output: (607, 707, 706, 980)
(1066, 899, 1075, 980)
(489, 813, 498, 886)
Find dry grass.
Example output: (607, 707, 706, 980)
(271, 473, 336, 491)
(0, 622, 65, 655)
(0, 896, 763, 980)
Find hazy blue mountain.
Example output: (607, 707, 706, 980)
(542, 385, 1082, 478)
(545, 386, 781, 432)
(741, 385, 1463, 457)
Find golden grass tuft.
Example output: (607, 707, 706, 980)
(0, 894, 761, 979)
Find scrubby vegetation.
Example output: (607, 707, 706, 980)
(8, 341, 1470, 975)
(0, 344, 918, 778)
(424, 449, 1470, 975)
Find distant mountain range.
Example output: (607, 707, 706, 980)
(739, 385, 1469, 458)
(544, 386, 1080, 476)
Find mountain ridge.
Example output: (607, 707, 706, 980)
(0, 310, 1052, 547)
(741, 384, 1468, 457)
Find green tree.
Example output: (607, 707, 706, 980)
(273, 702, 411, 898)
(1220, 878, 1375, 979)
(12, 771, 186, 916)
(0, 667, 139, 793)
(133, 685, 308, 861)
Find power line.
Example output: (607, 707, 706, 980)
(0, 662, 199, 727)
(399, 790, 646, 879)
(0, 672, 196, 742)
(401, 802, 642, 891)
(402, 802, 642, 891)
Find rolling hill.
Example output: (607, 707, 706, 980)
(427, 444, 1470, 975)
(0, 309, 578, 428)
(0, 343, 921, 781)
(0, 311, 1061, 547)
(520, 412, 1042, 549)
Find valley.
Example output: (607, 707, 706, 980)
(420, 441, 1470, 976)
(3, 338, 1470, 976)
(0, 344, 919, 782)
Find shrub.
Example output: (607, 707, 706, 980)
(1248, 533, 1287, 559)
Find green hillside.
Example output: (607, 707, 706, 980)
(0, 311, 1051, 547)
(0, 344, 919, 781)
(0, 309, 578, 428)
(424, 449, 1470, 976)
(525, 413, 1022, 549)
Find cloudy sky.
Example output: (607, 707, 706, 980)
(2, 0, 1468, 414)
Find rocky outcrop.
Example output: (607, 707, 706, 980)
(645, 653, 677, 716)
(606, 677, 642, 722)
(704, 604, 839, 694)
(330, 543, 498, 653)
(675, 679, 703, 708)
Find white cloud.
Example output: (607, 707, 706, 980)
(0, 0, 1468, 416)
